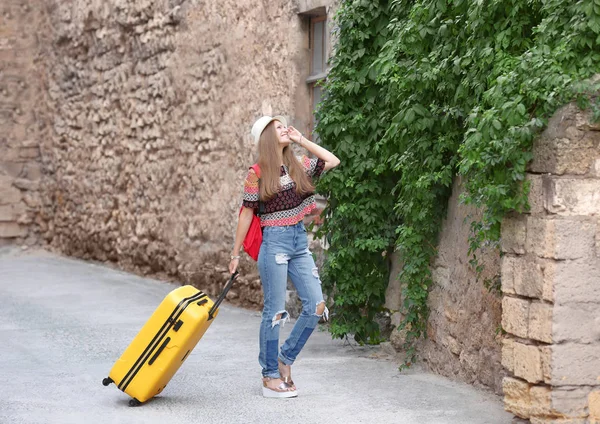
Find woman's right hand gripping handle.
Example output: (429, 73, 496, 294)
(230, 206, 255, 274)
(229, 257, 240, 274)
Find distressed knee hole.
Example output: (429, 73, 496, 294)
(271, 310, 290, 328)
(315, 301, 326, 317)
(275, 253, 290, 265)
(311, 267, 320, 279)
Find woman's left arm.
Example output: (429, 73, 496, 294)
(288, 126, 340, 171)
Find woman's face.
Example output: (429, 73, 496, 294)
(274, 120, 291, 146)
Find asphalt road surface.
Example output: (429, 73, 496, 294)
(0, 248, 513, 424)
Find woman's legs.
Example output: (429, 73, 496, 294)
(257, 222, 325, 394)
(278, 246, 327, 367)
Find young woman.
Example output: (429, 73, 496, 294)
(229, 115, 340, 398)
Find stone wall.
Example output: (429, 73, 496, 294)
(501, 103, 600, 423)
(0, 1, 45, 246)
(385, 179, 505, 394)
(385, 103, 600, 408)
(26, 0, 325, 307)
(421, 180, 505, 393)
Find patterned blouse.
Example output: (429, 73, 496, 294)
(242, 156, 326, 227)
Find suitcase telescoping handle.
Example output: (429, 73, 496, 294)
(208, 271, 239, 320)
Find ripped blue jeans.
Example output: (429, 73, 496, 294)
(257, 221, 327, 379)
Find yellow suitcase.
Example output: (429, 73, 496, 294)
(102, 273, 237, 406)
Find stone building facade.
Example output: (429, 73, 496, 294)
(1, 0, 337, 308)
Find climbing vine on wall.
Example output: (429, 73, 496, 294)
(315, 0, 600, 364)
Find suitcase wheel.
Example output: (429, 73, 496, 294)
(102, 377, 113, 386)
(129, 398, 142, 407)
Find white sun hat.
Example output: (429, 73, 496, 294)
(251, 115, 287, 144)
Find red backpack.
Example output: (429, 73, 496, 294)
(241, 164, 262, 261)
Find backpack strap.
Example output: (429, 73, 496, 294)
(250, 164, 261, 178)
(250, 164, 264, 216)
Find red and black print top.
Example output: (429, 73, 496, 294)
(242, 156, 325, 227)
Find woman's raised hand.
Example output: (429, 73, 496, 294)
(287, 126, 302, 144)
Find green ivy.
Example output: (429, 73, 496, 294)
(315, 0, 600, 365)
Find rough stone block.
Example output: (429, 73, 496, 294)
(22, 162, 42, 180)
(513, 256, 546, 299)
(541, 104, 578, 139)
(0, 206, 15, 222)
(553, 258, 600, 304)
(22, 192, 41, 208)
(0, 148, 21, 162)
(502, 337, 515, 373)
(529, 302, 552, 343)
(502, 215, 527, 254)
(554, 302, 600, 344)
(503, 376, 531, 419)
(501, 256, 516, 294)
(530, 419, 588, 424)
(529, 385, 552, 417)
(13, 178, 39, 191)
(526, 217, 596, 260)
(530, 143, 597, 175)
(541, 260, 556, 303)
(505, 398, 531, 419)
(593, 158, 600, 178)
(540, 346, 552, 384)
(19, 147, 39, 159)
(0, 222, 27, 238)
(590, 391, 600, 421)
(550, 387, 593, 418)
(551, 343, 600, 386)
(527, 174, 545, 215)
(502, 297, 530, 338)
(0, 203, 27, 222)
(513, 342, 543, 384)
(444, 335, 461, 355)
(544, 177, 600, 216)
(526, 218, 554, 258)
(530, 103, 599, 175)
(0, 182, 22, 205)
(513, 342, 544, 384)
(443, 303, 459, 323)
(0, 161, 24, 178)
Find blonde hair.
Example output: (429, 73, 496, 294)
(257, 121, 315, 201)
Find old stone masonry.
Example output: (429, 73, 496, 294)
(1, 1, 600, 422)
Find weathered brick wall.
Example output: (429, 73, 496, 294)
(0, 1, 44, 245)
(32, 0, 312, 306)
(501, 103, 600, 423)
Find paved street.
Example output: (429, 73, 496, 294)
(0, 247, 512, 424)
